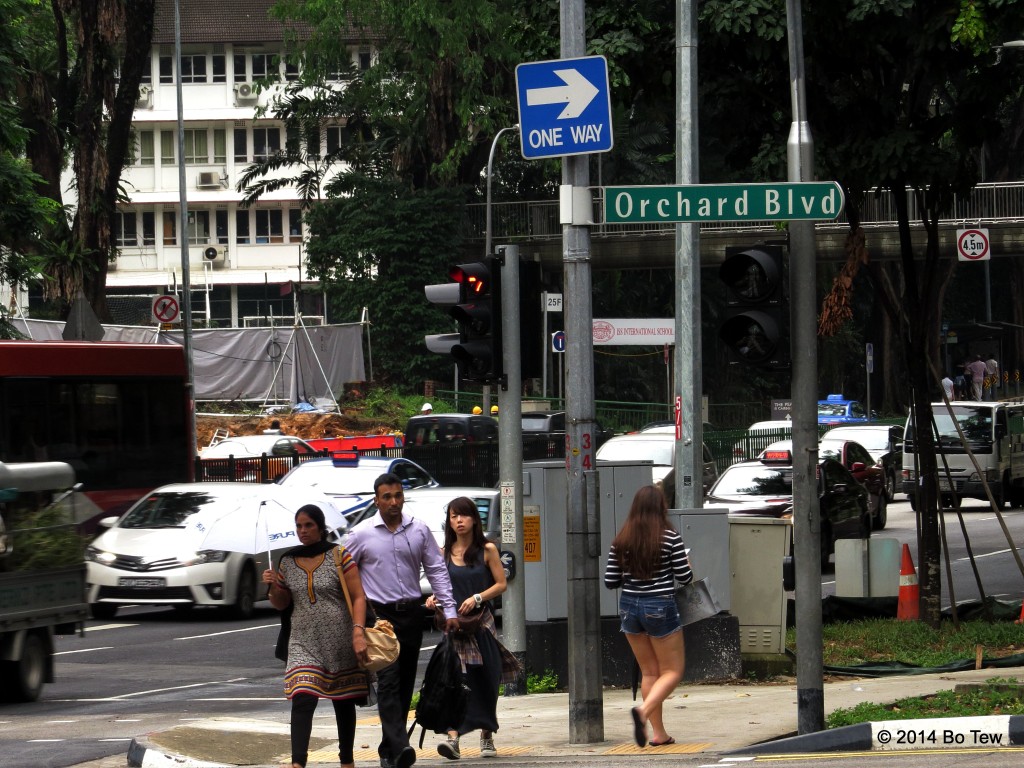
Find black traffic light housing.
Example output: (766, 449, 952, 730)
(449, 257, 503, 384)
(718, 245, 788, 368)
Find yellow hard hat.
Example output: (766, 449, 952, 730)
(472, 406, 483, 414)
(490, 405, 499, 414)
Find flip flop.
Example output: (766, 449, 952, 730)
(649, 737, 675, 747)
(630, 707, 647, 748)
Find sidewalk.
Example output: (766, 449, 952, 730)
(124, 665, 1024, 766)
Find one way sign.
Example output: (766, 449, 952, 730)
(515, 55, 613, 160)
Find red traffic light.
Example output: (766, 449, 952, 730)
(450, 263, 491, 296)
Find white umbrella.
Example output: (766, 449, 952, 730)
(188, 496, 347, 562)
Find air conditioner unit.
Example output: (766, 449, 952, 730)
(136, 85, 153, 109)
(196, 171, 225, 189)
(234, 82, 258, 104)
(203, 246, 226, 264)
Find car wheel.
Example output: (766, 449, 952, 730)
(1011, 484, 1024, 509)
(3, 631, 47, 702)
(884, 470, 896, 502)
(232, 566, 256, 620)
(872, 492, 888, 530)
(90, 603, 118, 620)
(940, 493, 962, 509)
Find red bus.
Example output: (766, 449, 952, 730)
(0, 341, 194, 531)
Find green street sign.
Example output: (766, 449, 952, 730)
(604, 182, 845, 224)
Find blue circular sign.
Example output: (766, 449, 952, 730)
(551, 330, 566, 353)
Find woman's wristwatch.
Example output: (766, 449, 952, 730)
(473, 593, 483, 607)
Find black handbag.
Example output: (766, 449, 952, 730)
(275, 602, 293, 661)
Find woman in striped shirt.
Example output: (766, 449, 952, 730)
(604, 485, 692, 748)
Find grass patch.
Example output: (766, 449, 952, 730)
(827, 677, 1024, 727)
(787, 619, 1024, 668)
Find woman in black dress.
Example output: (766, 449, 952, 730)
(425, 496, 512, 760)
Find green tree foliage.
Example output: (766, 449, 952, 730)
(303, 179, 469, 385)
(12, 0, 154, 321)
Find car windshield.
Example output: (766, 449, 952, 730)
(119, 491, 243, 529)
(713, 465, 792, 496)
(817, 441, 844, 461)
(830, 429, 887, 452)
(817, 403, 847, 417)
(906, 406, 992, 443)
(597, 439, 673, 464)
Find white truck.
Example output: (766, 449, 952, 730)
(901, 399, 1024, 510)
(0, 461, 87, 701)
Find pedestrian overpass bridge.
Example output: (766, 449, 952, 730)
(466, 181, 1024, 270)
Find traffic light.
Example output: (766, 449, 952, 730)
(450, 257, 502, 383)
(718, 244, 788, 367)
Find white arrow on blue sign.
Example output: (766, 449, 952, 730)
(515, 56, 613, 160)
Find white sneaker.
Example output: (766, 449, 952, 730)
(479, 736, 497, 758)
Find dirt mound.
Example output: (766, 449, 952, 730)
(195, 411, 400, 450)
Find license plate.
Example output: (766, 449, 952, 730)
(118, 577, 166, 589)
(939, 478, 954, 491)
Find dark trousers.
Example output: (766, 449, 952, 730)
(290, 693, 356, 766)
(372, 602, 425, 760)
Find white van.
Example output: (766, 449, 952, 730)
(901, 400, 1024, 509)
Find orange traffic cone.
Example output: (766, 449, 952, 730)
(1015, 601, 1024, 625)
(897, 543, 920, 621)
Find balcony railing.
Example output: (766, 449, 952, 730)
(465, 181, 1024, 242)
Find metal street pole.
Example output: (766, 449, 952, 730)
(496, 244, 526, 695)
(562, 0, 603, 744)
(673, 0, 702, 509)
(174, 0, 197, 458)
(785, 0, 825, 735)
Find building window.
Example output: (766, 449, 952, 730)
(138, 131, 155, 166)
(288, 208, 302, 240)
(234, 128, 248, 162)
(284, 60, 300, 81)
(286, 125, 301, 155)
(255, 209, 284, 244)
(253, 127, 281, 161)
(160, 130, 175, 164)
(115, 212, 138, 247)
(140, 57, 152, 84)
(236, 211, 250, 244)
(216, 210, 229, 245)
(187, 211, 211, 245)
(233, 54, 248, 83)
(326, 125, 344, 155)
(142, 212, 155, 246)
(212, 54, 226, 83)
(213, 129, 227, 164)
(163, 211, 177, 246)
(183, 130, 208, 164)
(305, 127, 321, 160)
(180, 54, 208, 84)
(159, 55, 173, 84)
(358, 50, 372, 70)
(251, 53, 273, 80)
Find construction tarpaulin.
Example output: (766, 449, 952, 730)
(11, 318, 365, 403)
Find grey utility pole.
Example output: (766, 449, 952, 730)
(785, 0, 825, 734)
(562, 0, 603, 744)
(673, 0, 702, 508)
(496, 243, 527, 695)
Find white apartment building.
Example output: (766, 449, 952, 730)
(99, 0, 367, 328)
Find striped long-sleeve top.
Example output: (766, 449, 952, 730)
(604, 528, 693, 597)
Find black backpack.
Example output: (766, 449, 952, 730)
(408, 635, 469, 746)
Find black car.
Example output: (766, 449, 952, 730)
(820, 424, 903, 501)
(521, 411, 614, 460)
(705, 447, 870, 568)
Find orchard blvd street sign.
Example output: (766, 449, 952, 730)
(604, 181, 845, 224)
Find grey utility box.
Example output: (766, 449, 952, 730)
(670, 506, 731, 612)
(521, 460, 650, 621)
(835, 537, 900, 597)
(729, 515, 790, 654)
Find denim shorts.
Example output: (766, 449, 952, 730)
(618, 593, 681, 639)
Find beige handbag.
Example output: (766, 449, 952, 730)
(334, 547, 400, 672)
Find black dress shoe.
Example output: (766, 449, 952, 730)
(395, 745, 417, 768)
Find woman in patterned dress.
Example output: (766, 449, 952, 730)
(264, 505, 370, 768)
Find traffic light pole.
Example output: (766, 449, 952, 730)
(496, 244, 527, 695)
(786, 0, 825, 735)
(562, 0, 603, 744)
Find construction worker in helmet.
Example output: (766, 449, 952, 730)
(490, 405, 499, 416)
(472, 405, 482, 414)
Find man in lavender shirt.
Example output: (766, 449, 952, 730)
(346, 473, 459, 768)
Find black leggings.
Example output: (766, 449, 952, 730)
(290, 693, 356, 766)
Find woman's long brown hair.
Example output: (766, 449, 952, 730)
(610, 485, 672, 581)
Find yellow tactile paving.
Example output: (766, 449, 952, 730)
(602, 740, 712, 755)
(308, 744, 534, 762)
